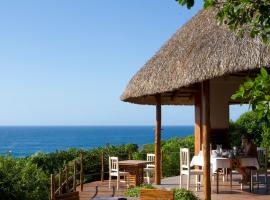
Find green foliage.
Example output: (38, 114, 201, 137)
(0, 143, 138, 200)
(231, 68, 270, 147)
(124, 184, 154, 197)
(134, 136, 194, 177)
(0, 156, 49, 200)
(261, 125, 270, 149)
(174, 188, 198, 200)
(231, 68, 270, 120)
(177, 0, 195, 9)
(125, 186, 197, 200)
(176, 0, 270, 44)
(162, 136, 194, 177)
(229, 111, 264, 147)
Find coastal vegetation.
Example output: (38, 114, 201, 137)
(1, 105, 269, 199)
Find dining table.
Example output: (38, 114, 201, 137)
(190, 151, 259, 193)
(118, 160, 153, 186)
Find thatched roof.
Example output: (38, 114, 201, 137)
(121, 8, 270, 105)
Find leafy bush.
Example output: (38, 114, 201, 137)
(229, 111, 263, 147)
(162, 136, 194, 177)
(125, 186, 197, 200)
(174, 188, 198, 200)
(0, 156, 49, 200)
(124, 184, 154, 197)
(132, 136, 194, 177)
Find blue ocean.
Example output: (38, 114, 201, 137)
(0, 126, 193, 157)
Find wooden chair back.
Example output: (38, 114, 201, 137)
(55, 191, 79, 200)
(140, 189, 174, 200)
(257, 147, 267, 169)
(109, 156, 119, 174)
(146, 153, 155, 168)
(180, 148, 190, 171)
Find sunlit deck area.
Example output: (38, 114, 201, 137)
(77, 172, 270, 200)
(159, 173, 270, 200)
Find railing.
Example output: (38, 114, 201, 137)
(49, 149, 185, 199)
(50, 154, 83, 200)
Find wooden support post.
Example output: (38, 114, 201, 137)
(101, 151, 104, 182)
(155, 95, 161, 185)
(50, 174, 55, 200)
(202, 81, 211, 200)
(58, 171, 62, 195)
(128, 152, 131, 160)
(195, 91, 202, 155)
(160, 150, 163, 178)
(80, 154, 84, 192)
(65, 164, 69, 193)
(73, 160, 77, 192)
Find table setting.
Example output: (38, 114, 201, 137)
(190, 145, 260, 193)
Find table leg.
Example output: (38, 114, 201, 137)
(216, 170, 219, 194)
(135, 166, 139, 186)
(141, 166, 144, 184)
(250, 169, 252, 192)
(230, 169, 232, 189)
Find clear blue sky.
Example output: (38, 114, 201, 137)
(0, 0, 248, 126)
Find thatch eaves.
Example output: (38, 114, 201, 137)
(121, 8, 270, 105)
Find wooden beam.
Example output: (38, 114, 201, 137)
(65, 164, 69, 192)
(202, 80, 211, 200)
(155, 95, 161, 185)
(50, 174, 55, 200)
(73, 160, 77, 192)
(80, 154, 84, 192)
(194, 92, 202, 155)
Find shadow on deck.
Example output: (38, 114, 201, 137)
(77, 180, 129, 200)
(77, 173, 270, 200)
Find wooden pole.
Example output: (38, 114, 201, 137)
(195, 91, 202, 155)
(160, 150, 163, 178)
(101, 151, 104, 182)
(128, 152, 131, 160)
(58, 170, 62, 195)
(73, 160, 77, 192)
(65, 164, 69, 193)
(202, 81, 211, 200)
(80, 154, 84, 192)
(50, 174, 55, 200)
(155, 95, 161, 185)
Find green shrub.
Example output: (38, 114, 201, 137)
(162, 136, 194, 177)
(174, 188, 198, 200)
(0, 156, 49, 200)
(230, 111, 263, 147)
(132, 136, 194, 177)
(124, 184, 154, 197)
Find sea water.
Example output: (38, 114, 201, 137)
(0, 126, 193, 157)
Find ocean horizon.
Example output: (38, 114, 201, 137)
(0, 125, 193, 157)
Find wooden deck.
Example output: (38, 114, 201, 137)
(77, 180, 129, 200)
(77, 173, 270, 200)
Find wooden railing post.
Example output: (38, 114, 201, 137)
(160, 150, 163, 178)
(50, 174, 55, 200)
(101, 151, 104, 182)
(58, 170, 62, 195)
(80, 154, 84, 192)
(128, 152, 131, 160)
(65, 164, 69, 193)
(73, 160, 77, 192)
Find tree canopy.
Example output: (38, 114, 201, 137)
(177, 0, 270, 44)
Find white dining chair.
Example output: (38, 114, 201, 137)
(252, 147, 268, 191)
(108, 156, 130, 190)
(144, 153, 155, 184)
(180, 148, 203, 191)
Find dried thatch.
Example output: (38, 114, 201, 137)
(121, 8, 270, 105)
